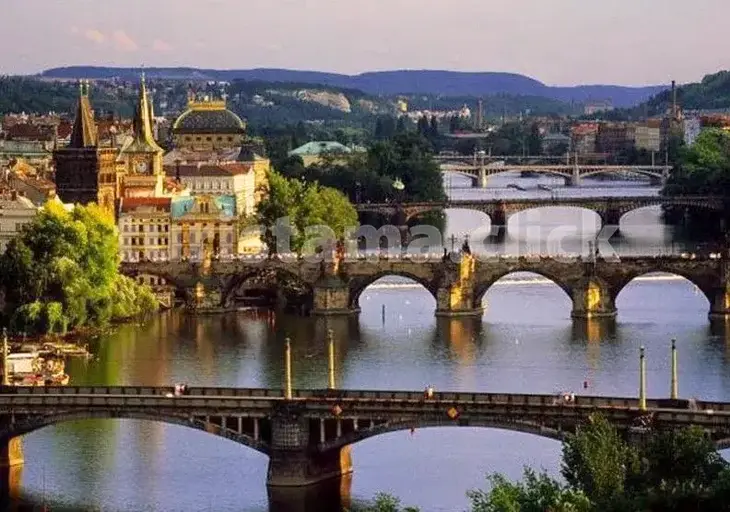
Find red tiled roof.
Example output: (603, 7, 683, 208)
(163, 162, 253, 177)
(120, 197, 171, 213)
(6, 123, 55, 141)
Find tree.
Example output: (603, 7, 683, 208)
(0, 201, 157, 335)
(356, 493, 420, 512)
(468, 469, 591, 512)
(561, 414, 640, 508)
(256, 170, 358, 255)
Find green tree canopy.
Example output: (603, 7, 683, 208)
(256, 170, 358, 255)
(0, 202, 157, 334)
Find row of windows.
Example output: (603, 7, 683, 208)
(188, 180, 232, 191)
(123, 234, 234, 246)
(124, 237, 170, 246)
(0, 222, 28, 232)
(136, 275, 167, 286)
(123, 224, 169, 233)
(182, 136, 236, 143)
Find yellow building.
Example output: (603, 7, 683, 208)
(172, 95, 246, 151)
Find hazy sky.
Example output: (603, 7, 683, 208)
(1, 0, 727, 86)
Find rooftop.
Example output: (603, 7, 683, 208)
(289, 141, 353, 156)
(164, 162, 253, 178)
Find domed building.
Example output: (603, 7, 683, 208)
(172, 95, 246, 151)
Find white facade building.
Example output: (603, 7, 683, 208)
(165, 162, 256, 217)
(118, 197, 172, 262)
(0, 192, 37, 253)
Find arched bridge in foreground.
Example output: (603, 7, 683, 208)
(355, 195, 724, 227)
(1, 386, 730, 487)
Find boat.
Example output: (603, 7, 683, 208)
(538, 184, 552, 192)
(5, 351, 70, 386)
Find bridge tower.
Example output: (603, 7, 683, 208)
(436, 248, 483, 317)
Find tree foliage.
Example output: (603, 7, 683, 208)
(469, 415, 730, 512)
(256, 170, 358, 255)
(662, 128, 730, 235)
(0, 202, 158, 334)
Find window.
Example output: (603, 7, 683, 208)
(206, 137, 212, 141)
(177, 233, 183, 243)
(190, 233, 196, 243)
(124, 237, 129, 245)
(164, 225, 169, 233)
(123, 225, 129, 233)
(226, 233, 232, 244)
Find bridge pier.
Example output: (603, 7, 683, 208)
(709, 289, 730, 320)
(185, 282, 224, 312)
(435, 253, 484, 318)
(313, 278, 357, 316)
(570, 278, 617, 319)
(267, 409, 353, 487)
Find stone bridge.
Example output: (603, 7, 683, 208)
(1, 386, 729, 488)
(121, 254, 730, 320)
(355, 195, 725, 227)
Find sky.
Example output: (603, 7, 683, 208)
(1, 0, 728, 86)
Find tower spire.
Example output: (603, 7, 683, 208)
(69, 80, 97, 148)
(130, 74, 163, 153)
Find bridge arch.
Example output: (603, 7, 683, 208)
(612, 270, 712, 317)
(222, 268, 314, 309)
(348, 271, 438, 310)
(0, 410, 270, 455)
(319, 418, 562, 454)
(475, 269, 574, 306)
(581, 168, 663, 181)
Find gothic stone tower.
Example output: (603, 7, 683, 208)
(53, 81, 118, 215)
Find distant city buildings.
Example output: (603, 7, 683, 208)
(584, 100, 614, 116)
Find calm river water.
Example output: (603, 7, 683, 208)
(7, 174, 730, 512)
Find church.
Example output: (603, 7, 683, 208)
(53, 76, 269, 260)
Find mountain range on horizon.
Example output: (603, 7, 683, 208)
(38, 66, 668, 108)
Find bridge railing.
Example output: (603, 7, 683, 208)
(4, 386, 730, 413)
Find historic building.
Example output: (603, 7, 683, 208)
(117, 76, 166, 199)
(0, 190, 38, 253)
(118, 197, 172, 262)
(171, 95, 246, 151)
(52, 82, 119, 215)
(170, 195, 237, 260)
(165, 161, 256, 217)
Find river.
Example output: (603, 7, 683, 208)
(6, 173, 730, 511)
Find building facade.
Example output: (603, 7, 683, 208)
(634, 121, 662, 153)
(118, 197, 172, 262)
(170, 195, 237, 260)
(0, 191, 38, 253)
(165, 162, 256, 217)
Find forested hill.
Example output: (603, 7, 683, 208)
(40, 66, 665, 107)
(644, 70, 730, 114)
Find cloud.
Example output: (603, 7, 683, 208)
(70, 26, 80, 35)
(84, 29, 106, 44)
(152, 39, 173, 53)
(112, 30, 138, 52)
